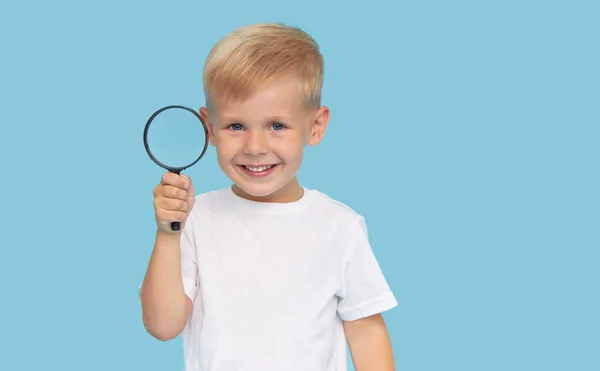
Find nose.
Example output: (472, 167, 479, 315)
(243, 131, 268, 156)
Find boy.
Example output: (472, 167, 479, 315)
(140, 23, 398, 370)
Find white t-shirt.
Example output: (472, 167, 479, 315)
(176, 186, 397, 370)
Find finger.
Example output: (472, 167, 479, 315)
(154, 197, 189, 212)
(156, 209, 188, 224)
(157, 185, 188, 200)
(160, 172, 189, 190)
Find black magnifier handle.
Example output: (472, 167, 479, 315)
(170, 169, 182, 231)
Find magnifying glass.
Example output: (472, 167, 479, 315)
(143, 105, 209, 231)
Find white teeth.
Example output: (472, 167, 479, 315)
(244, 165, 274, 172)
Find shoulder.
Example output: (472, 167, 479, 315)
(186, 187, 231, 220)
(193, 188, 227, 205)
(306, 188, 365, 226)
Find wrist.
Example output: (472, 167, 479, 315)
(156, 228, 182, 241)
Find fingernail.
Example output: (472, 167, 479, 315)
(184, 182, 189, 189)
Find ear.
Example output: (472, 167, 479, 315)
(200, 106, 216, 146)
(308, 105, 330, 146)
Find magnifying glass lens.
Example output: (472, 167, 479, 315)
(145, 107, 207, 170)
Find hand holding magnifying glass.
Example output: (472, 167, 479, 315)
(143, 105, 209, 232)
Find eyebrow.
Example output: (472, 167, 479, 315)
(220, 116, 289, 123)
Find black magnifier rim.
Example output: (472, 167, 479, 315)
(143, 105, 209, 173)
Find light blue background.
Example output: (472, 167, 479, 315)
(1, 0, 598, 370)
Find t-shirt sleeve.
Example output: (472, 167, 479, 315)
(336, 216, 398, 321)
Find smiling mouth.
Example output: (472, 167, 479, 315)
(243, 164, 276, 172)
(238, 164, 280, 177)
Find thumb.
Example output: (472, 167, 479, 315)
(181, 174, 195, 196)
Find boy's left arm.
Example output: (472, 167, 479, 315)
(344, 313, 395, 371)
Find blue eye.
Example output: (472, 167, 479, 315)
(229, 123, 244, 131)
(270, 122, 285, 131)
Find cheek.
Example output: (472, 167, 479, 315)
(215, 146, 235, 167)
(215, 136, 236, 155)
(275, 137, 305, 162)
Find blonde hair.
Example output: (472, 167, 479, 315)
(203, 23, 324, 111)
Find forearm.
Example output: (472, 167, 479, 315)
(345, 314, 396, 370)
(141, 230, 190, 340)
(351, 332, 395, 370)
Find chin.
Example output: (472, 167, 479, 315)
(235, 182, 284, 198)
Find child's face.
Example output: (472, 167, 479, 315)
(200, 79, 329, 202)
